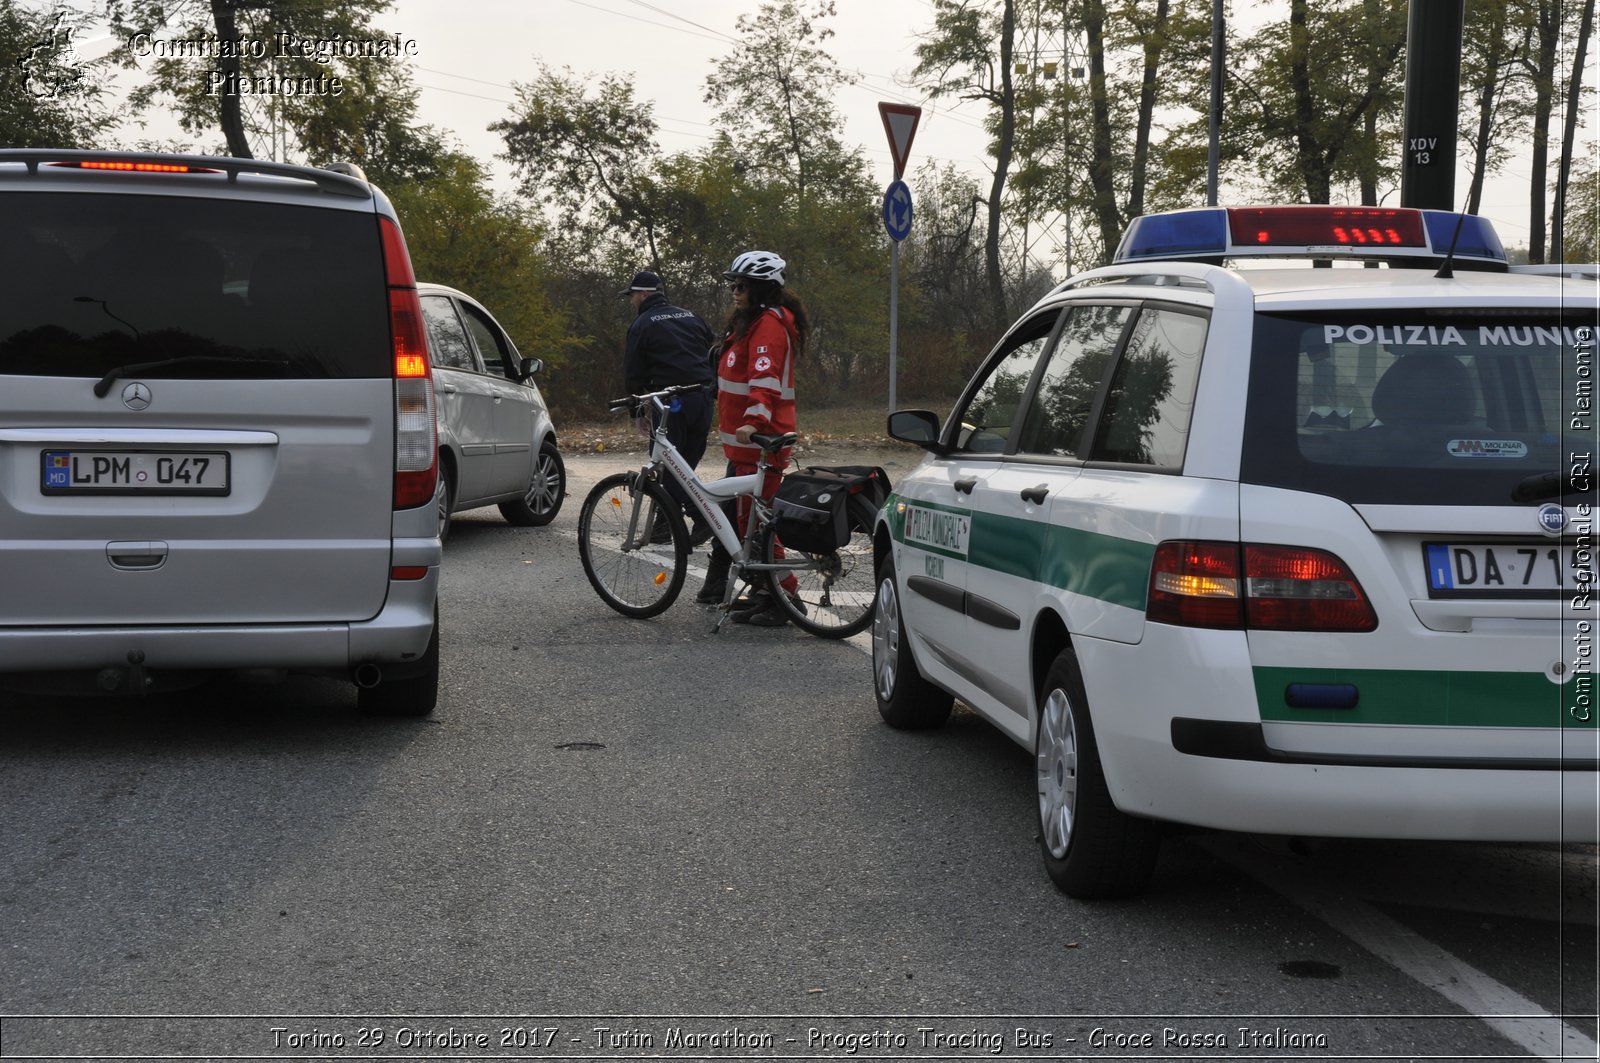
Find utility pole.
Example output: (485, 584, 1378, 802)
(1399, 0, 1465, 210)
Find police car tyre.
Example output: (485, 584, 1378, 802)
(1036, 647, 1160, 899)
(764, 493, 878, 638)
(577, 472, 689, 619)
(358, 604, 440, 718)
(871, 552, 953, 729)
(434, 462, 455, 544)
(501, 439, 565, 526)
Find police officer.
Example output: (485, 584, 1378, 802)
(620, 270, 717, 545)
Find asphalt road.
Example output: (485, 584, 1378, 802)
(0, 453, 1594, 1062)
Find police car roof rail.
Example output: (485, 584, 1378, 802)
(1508, 263, 1600, 280)
(1048, 259, 1259, 312)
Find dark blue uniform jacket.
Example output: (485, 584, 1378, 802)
(624, 292, 716, 393)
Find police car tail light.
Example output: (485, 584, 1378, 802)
(381, 215, 437, 511)
(1244, 545, 1377, 632)
(1148, 542, 1243, 629)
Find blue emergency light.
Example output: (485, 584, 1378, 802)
(1113, 206, 1507, 268)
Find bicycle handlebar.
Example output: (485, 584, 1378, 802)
(607, 382, 710, 414)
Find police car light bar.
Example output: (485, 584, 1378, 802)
(1113, 206, 1507, 268)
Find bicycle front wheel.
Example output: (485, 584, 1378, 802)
(763, 493, 879, 638)
(577, 472, 688, 618)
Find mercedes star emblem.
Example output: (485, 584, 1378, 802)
(121, 381, 152, 411)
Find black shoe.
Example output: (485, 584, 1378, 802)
(687, 522, 714, 549)
(695, 549, 732, 603)
(648, 516, 673, 545)
(742, 592, 806, 627)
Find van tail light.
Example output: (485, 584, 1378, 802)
(381, 216, 436, 512)
(1148, 542, 1378, 632)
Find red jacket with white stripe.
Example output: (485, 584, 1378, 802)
(716, 305, 797, 464)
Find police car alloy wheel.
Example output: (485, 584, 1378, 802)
(871, 554, 953, 730)
(1035, 648, 1161, 899)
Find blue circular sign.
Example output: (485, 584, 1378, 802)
(883, 180, 913, 242)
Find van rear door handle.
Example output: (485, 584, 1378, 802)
(1020, 484, 1049, 505)
(107, 541, 168, 570)
(953, 478, 977, 494)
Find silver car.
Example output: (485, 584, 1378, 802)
(418, 282, 564, 541)
(0, 149, 442, 716)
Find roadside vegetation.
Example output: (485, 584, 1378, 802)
(2, 0, 1594, 422)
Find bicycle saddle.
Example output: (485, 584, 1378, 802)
(751, 432, 797, 452)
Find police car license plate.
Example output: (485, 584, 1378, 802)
(41, 450, 230, 495)
(1424, 542, 1574, 598)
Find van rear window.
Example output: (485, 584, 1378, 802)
(0, 193, 388, 380)
(1242, 311, 1593, 505)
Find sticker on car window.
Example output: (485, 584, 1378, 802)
(1446, 439, 1530, 458)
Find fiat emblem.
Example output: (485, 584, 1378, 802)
(1537, 502, 1567, 535)
(121, 382, 152, 411)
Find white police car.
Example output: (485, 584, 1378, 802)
(871, 205, 1599, 898)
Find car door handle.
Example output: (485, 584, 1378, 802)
(438, 384, 458, 394)
(953, 478, 977, 494)
(1020, 484, 1049, 505)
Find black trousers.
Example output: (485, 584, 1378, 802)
(652, 387, 713, 525)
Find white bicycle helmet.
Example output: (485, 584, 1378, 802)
(723, 250, 786, 286)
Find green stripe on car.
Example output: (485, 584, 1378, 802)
(1254, 667, 1594, 729)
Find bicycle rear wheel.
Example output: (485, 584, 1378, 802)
(763, 493, 878, 638)
(577, 472, 688, 618)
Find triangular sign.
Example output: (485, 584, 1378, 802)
(878, 102, 922, 182)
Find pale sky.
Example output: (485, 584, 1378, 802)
(53, 0, 1593, 262)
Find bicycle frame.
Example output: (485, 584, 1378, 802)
(629, 390, 802, 585)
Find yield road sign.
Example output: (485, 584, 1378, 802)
(878, 103, 922, 181)
(883, 180, 913, 242)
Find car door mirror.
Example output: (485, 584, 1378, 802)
(888, 410, 948, 455)
(517, 357, 543, 383)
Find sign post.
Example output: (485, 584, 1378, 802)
(878, 103, 921, 416)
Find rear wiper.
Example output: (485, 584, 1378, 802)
(1512, 470, 1590, 503)
(94, 355, 291, 397)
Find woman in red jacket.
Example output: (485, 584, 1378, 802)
(696, 249, 810, 626)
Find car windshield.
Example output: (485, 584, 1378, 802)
(1242, 310, 1594, 505)
(0, 192, 387, 380)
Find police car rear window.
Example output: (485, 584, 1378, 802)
(1241, 310, 1592, 505)
(0, 193, 388, 380)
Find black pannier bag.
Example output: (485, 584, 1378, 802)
(772, 465, 891, 554)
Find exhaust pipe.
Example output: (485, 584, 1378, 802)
(353, 663, 383, 688)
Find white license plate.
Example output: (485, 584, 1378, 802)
(41, 450, 230, 495)
(1424, 542, 1574, 598)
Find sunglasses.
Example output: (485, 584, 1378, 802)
(728, 281, 749, 293)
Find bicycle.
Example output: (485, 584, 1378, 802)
(575, 384, 879, 638)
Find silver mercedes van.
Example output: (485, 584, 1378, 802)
(0, 149, 441, 716)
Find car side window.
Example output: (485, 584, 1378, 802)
(422, 296, 478, 372)
(951, 310, 1062, 454)
(1088, 306, 1208, 468)
(459, 302, 512, 378)
(1015, 304, 1134, 457)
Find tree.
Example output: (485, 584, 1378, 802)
(1551, 0, 1596, 261)
(1230, 0, 1408, 203)
(492, 66, 668, 268)
(0, 1, 117, 148)
(914, 0, 1019, 334)
(703, 0, 859, 206)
